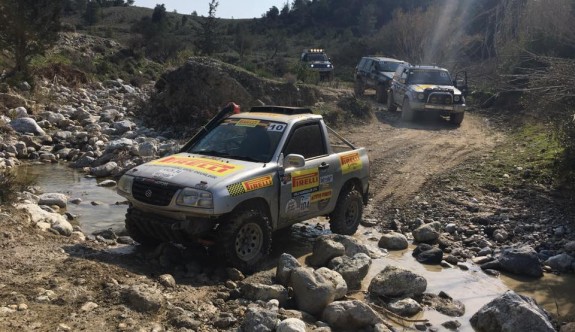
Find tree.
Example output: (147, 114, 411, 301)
(84, 0, 102, 25)
(0, 0, 63, 78)
(197, 0, 219, 55)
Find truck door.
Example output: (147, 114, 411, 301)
(278, 121, 338, 228)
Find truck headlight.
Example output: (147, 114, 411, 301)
(177, 188, 213, 208)
(417, 93, 425, 100)
(454, 95, 461, 102)
(310, 64, 315, 68)
(117, 175, 134, 194)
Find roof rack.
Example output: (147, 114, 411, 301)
(249, 106, 313, 115)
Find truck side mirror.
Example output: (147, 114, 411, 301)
(285, 154, 305, 168)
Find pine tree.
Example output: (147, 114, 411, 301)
(0, 0, 63, 78)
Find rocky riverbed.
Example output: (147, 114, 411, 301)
(1, 59, 575, 331)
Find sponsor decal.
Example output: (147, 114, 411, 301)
(152, 168, 184, 179)
(150, 156, 242, 176)
(299, 195, 310, 212)
(285, 199, 297, 214)
(292, 168, 319, 193)
(320, 174, 333, 184)
(227, 175, 274, 196)
(236, 119, 261, 127)
(310, 189, 332, 203)
(340, 152, 362, 174)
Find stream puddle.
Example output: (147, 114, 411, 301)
(17, 162, 575, 330)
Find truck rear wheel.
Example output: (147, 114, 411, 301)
(354, 79, 365, 97)
(387, 90, 397, 112)
(125, 207, 161, 247)
(329, 188, 363, 235)
(449, 112, 465, 125)
(218, 207, 272, 272)
(402, 98, 415, 122)
(376, 85, 387, 103)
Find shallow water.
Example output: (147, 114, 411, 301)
(16, 162, 128, 235)
(17, 163, 575, 330)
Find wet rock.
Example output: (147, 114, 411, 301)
(90, 161, 119, 177)
(545, 253, 574, 273)
(368, 265, 427, 299)
(321, 300, 382, 330)
(97, 179, 116, 187)
(123, 284, 165, 314)
(240, 283, 289, 306)
(38, 193, 68, 208)
(10, 118, 46, 136)
(420, 292, 465, 317)
(276, 253, 301, 286)
(413, 244, 443, 265)
(387, 298, 422, 316)
(105, 138, 133, 153)
(412, 222, 440, 243)
(136, 141, 158, 157)
(482, 245, 543, 278)
(442, 320, 461, 330)
(276, 318, 306, 332)
(289, 267, 336, 315)
(327, 253, 371, 290)
(316, 267, 347, 300)
(308, 237, 345, 267)
(226, 267, 245, 281)
(72, 155, 96, 168)
(378, 232, 408, 250)
(324, 234, 375, 258)
(470, 291, 556, 332)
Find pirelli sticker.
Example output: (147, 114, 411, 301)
(292, 168, 319, 196)
(236, 119, 261, 127)
(150, 156, 242, 176)
(340, 152, 362, 174)
(227, 175, 273, 196)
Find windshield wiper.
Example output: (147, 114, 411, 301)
(193, 150, 231, 158)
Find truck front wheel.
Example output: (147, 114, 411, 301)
(354, 79, 365, 97)
(125, 207, 161, 247)
(402, 98, 415, 122)
(449, 112, 465, 125)
(218, 207, 272, 272)
(376, 85, 387, 103)
(329, 188, 363, 235)
(387, 90, 397, 112)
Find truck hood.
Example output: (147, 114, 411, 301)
(412, 84, 463, 95)
(124, 153, 273, 190)
(379, 72, 395, 80)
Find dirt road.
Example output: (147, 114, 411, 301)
(339, 107, 498, 219)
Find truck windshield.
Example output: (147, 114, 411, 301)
(185, 118, 286, 163)
(407, 69, 453, 85)
(377, 61, 402, 72)
(306, 53, 328, 62)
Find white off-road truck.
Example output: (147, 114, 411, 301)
(117, 104, 370, 271)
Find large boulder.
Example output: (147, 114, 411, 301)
(368, 265, 427, 299)
(240, 283, 289, 306)
(412, 222, 441, 243)
(307, 237, 345, 267)
(276, 253, 301, 286)
(9, 118, 46, 136)
(144, 57, 332, 130)
(289, 267, 337, 315)
(470, 291, 556, 332)
(38, 193, 68, 208)
(321, 300, 382, 330)
(481, 246, 543, 278)
(378, 232, 409, 250)
(327, 253, 371, 290)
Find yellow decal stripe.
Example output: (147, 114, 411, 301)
(292, 168, 319, 192)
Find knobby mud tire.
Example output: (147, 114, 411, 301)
(329, 188, 363, 235)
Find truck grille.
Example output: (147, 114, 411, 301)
(132, 177, 180, 206)
(427, 92, 453, 105)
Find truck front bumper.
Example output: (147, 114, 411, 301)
(411, 101, 466, 113)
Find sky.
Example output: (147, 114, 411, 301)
(134, 0, 289, 19)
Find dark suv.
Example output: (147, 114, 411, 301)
(354, 56, 406, 103)
(300, 48, 334, 80)
(387, 64, 467, 125)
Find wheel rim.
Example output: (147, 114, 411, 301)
(345, 200, 360, 226)
(235, 222, 263, 261)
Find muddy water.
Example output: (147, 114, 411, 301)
(16, 163, 128, 235)
(19, 164, 575, 329)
